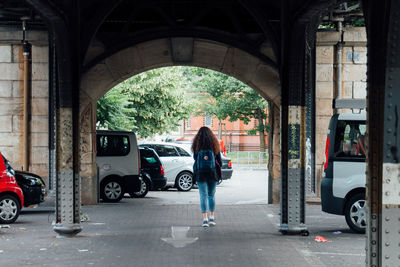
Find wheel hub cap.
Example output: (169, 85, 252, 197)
(179, 174, 192, 190)
(0, 199, 17, 220)
(350, 199, 366, 229)
(105, 182, 122, 199)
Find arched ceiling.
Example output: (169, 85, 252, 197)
(82, 0, 281, 73)
(0, 0, 364, 107)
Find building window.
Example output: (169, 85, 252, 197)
(186, 119, 191, 129)
(204, 114, 213, 127)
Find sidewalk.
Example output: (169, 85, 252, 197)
(2, 195, 364, 267)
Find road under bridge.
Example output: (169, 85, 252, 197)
(0, 0, 398, 265)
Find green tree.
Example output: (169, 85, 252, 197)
(97, 87, 135, 131)
(97, 67, 194, 138)
(184, 67, 269, 152)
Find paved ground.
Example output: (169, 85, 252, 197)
(154, 168, 268, 205)
(0, 168, 365, 267)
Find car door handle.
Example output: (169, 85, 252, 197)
(102, 164, 111, 171)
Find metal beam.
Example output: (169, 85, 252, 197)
(279, 0, 308, 234)
(363, 0, 400, 265)
(25, 0, 82, 237)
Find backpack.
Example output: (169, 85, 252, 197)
(196, 149, 216, 172)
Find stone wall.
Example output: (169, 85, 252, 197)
(315, 27, 367, 196)
(0, 29, 49, 187)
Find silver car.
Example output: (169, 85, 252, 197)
(139, 142, 194, 191)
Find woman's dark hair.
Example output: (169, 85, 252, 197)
(192, 126, 220, 155)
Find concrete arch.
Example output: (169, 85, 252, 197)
(79, 38, 281, 204)
(80, 38, 280, 104)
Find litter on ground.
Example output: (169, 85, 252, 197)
(314, 236, 328, 242)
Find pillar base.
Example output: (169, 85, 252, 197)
(278, 224, 309, 236)
(54, 223, 82, 237)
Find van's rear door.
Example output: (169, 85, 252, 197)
(330, 116, 366, 198)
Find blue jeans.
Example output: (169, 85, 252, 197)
(197, 180, 217, 213)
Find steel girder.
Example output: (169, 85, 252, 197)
(25, 0, 82, 236)
(363, 0, 400, 265)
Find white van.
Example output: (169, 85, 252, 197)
(96, 130, 141, 202)
(321, 113, 366, 233)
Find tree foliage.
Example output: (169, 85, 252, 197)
(97, 88, 135, 131)
(184, 67, 269, 151)
(97, 67, 194, 138)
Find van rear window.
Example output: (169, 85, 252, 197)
(97, 135, 130, 156)
(334, 120, 366, 158)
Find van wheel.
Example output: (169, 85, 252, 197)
(176, 172, 193, 191)
(0, 194, 21, 224)
(101, 179, 124, 202)
(130, 180, 149, 198)
(344, 193, 366, 233)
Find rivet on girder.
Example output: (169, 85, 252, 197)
(385, 229, 390, 233)
(372, 253, 376, 257)
(372, 215, 377, 219)
(372, 227, 376, 232)
(385, 242, 390, 246)
(372, 241, 377, 245)
(385, 255, 390, 259)
(385, 191, 390, 196)
(385, 217, 390, 222)
(387, 129, 392, 133)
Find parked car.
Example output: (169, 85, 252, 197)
(220, 153, 233, 182)
(14, 170, 46, 206)
(0, 154, 24, 224)
(321, 113, 366, 233)
(96, 130, 141, 202)
(139, 142, 194, 191)
(174, 142, 233, 184)
(130, 147, 167, 198)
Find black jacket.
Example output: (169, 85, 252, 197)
(193, 152, 222, 182)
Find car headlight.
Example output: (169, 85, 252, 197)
(25, 176, 42, 186)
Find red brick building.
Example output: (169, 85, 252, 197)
(182, 115, 268, 152)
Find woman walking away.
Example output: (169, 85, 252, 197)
(192, 126, 222, 227)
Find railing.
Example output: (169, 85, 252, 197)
(226, 151, 269, 169)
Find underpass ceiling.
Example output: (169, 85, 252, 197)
(0, 0, 363, 71)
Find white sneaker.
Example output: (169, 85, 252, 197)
(209, 217, 216, 226)
(202, 220, 209, 227)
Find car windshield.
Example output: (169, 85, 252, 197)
(2, 154, 15, 174)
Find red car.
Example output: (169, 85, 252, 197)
(0, 154, 24, 224)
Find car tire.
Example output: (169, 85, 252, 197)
(175, 172, 193, 191)
(101, 178, 124, 202)
(0, 194, 21, 224)
(344, 193, 366, 233)
(130, 179, 149, 198)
